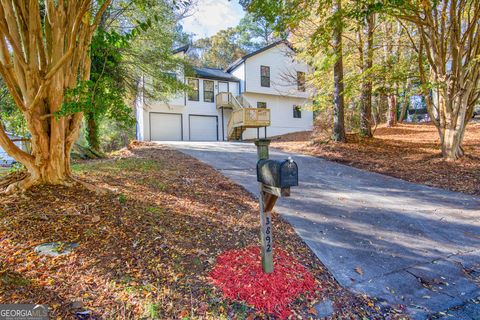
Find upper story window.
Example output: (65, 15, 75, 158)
(293, 105, 302, 118)
(260, 66, 270, 87)
(257, 102, 267, 108)
(187, 78, 199, 101)
(203, 80, 214, 103)
(297, 71, 306, 92)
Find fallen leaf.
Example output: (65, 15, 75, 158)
(355, 266, 364, 275)
(178, 310, 189, 318)
(308, 307, 318, 315)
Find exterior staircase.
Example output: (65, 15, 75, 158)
(216, 92, 271, 140)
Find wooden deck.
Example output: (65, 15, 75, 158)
(216, 92, 271, 140)
(229, 108, 271, 128)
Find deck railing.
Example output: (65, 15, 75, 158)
(216, 92, 243, 109)
(230, 108, 271, 127)
(242, 108, 271, 126)
(227, 108, 271, 139)
(236, 95, 253, 108)
(216, 92, 231, 108)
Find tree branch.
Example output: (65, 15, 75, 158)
(0, 64, 26, 111)
(44, 1, 91, 80)
(0, 23, 27, 70)
(90, 0, 113, 32)
(396, 18, 419, 53)
(0, 123, 35, 170)
(0, 1, 27, 69)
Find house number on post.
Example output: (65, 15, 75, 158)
(265, 216, 272, 253)
(255, 139, 298, 274)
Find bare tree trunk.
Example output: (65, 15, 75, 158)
(398, 82, 410, 123)
(377, 93, 388, 123)
(86, 111, 101, 152)
(382, 21, 398, 128)
(398, 100, 407, 123)
(332, 0, 346, 142)
(359, 13, 374, 137)
(386, 95, 397, 127)
(436, 94, 469, 160)
(371, 98, 379, 127)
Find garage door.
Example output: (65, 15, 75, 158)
(189, 115, 218, 141)
(150, 113, 182, 141)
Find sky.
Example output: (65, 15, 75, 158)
(181, 0, 246, 39)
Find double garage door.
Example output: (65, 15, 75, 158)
(150, 113, 218, 141)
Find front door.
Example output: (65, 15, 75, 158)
(218, 82, 230, 140)
(218, 81, 229, 94)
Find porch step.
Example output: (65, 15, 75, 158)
(228, 126, 246, 141)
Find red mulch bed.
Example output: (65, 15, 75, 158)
(210, 246, 320, 319)
(271, 123, 480, 196)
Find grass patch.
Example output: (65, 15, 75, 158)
(146, 206, 164, 215)
(151, 181, 167, 191)
(0, 167, 10, 178)
(144, 302, 161, 319)
(72, 158, 162, 175)
(0, 273, 31, 287)
(118, 194, 127, 204)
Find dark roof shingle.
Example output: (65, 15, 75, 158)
(192, 67, 240, 82)
(172, 44, 190, 54)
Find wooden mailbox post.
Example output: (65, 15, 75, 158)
(255, 139, 298, 273)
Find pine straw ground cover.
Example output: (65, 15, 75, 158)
(271, 123, 480, 196)
(0, 143, 405, 319)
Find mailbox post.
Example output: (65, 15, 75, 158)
(255, 139, 273, 273)
(254, 139, 298, 274)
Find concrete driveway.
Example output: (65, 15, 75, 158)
(160, 141, 480, 319)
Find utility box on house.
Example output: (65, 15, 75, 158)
(256, 158, 298, 189)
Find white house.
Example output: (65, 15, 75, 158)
(136, 41, 314, 141)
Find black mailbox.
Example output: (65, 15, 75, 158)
(257, 158, 298, 188)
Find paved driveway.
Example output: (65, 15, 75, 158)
(161, 141, 480, 319)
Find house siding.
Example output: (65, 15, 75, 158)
(140, 78, 239, 141)
(240, 92, 313, 140)
(230, 63, 245, 94)
(241, 43, 310, 99)
(137, 42, 314, 141)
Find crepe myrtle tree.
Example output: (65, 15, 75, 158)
(0, 1, 112, 193)
(390, 0, 480, 160)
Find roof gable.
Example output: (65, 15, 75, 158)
(226, 41, 294, 73)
